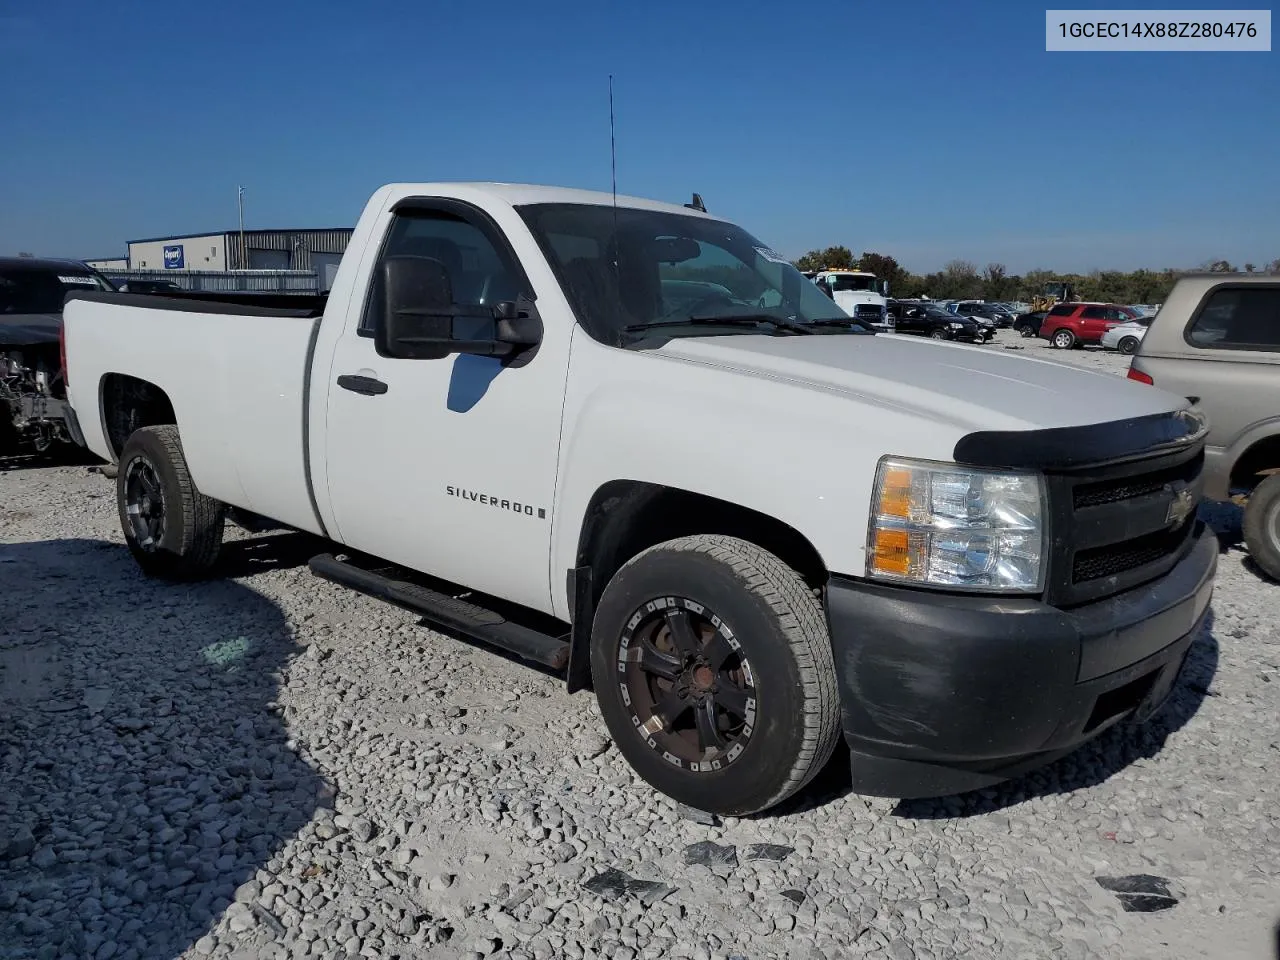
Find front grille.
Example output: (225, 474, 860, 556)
(1046, 443, 1204, 606)
(1073, 451, 1203, 509)
(1073, 526, 1192, 583)
(854, 304, 883, 319)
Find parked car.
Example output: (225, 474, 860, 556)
(1100, 314, 1155, 355)
(1127, 275, 1280, 578)
(945, 302, 998, 340)
(1013, 311, 1048, 338)
(952, 300, 1014, 328)
(894, 301, 986, 342)
(0, 257, 113, 454)
(1040, 302, 1140, 349)
(62, 180, 1216, 815)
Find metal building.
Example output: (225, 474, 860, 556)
(124, 227, 353, 278)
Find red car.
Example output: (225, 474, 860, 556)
(1040, 302, 1139, 349)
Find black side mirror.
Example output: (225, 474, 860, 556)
(379, 254, 542, 363)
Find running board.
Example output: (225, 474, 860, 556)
(308, 553, 570, 671)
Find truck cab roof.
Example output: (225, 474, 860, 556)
(376, 181, 718, 219)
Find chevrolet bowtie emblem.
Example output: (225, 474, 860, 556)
(1165, 484, 1195, 528)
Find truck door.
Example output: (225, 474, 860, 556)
(320, 199, 570, 614)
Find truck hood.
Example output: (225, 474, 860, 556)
(0, 313, 61, 347)
(656, 333, 1183, 434)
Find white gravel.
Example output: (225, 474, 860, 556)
(2, 331, 1278, 960)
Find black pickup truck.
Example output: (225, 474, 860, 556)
(0, 257, 113, 454)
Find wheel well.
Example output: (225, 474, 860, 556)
(1230, 435, 1280, 493)
(574, 481, 828, 610)
(100, 374, 176, 459)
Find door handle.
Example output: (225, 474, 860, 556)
(336, 374, 388, 396)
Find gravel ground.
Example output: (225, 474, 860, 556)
(2, 331, 1278, 960)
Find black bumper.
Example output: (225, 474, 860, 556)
(826, 521, 1217, 798)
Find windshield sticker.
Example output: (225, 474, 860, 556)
(753, 246, 791, 265)
(58, 275, 98, 286)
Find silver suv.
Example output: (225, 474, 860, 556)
(1127, 274, 1280, 578)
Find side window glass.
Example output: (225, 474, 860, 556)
(1080, 306, 1105, 319)
(1049, 303, 1073, 316)
(360, 210, 520, 334)
(1187, 288, 1280, 349)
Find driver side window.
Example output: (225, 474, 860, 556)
(360, 210, 521, 335)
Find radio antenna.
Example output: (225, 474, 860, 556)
(608, 75, 621, 299)
(609, 76, 619, 263)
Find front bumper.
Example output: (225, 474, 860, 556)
(825, 521, 1217, 798)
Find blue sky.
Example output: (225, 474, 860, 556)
(1, 0, 1275, 272)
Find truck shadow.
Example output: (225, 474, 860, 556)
(890, 606, 1219, 820)
(0, 538, 322, 959)
(216, 530, 332, 579)
(0, 446, 103, 472)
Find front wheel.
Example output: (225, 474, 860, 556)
(590, 535, 841, 816)
(930, 329, 948, 340)
(1118, 336, 1139, 355)
(1019, 326, 1034, 338)
(1052, 329, 1076, 349)
(117, 425, 225, 579)
(1243, 474, 1280, 581)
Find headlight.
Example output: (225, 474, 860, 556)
(867, 457, 1046, 592)
(949, 322, 963, 329)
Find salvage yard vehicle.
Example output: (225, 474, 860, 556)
(893, 301, 986, 342)
(0, 257, 113, 455)
(62, 181, 1217, 815)
(811, 269, 891, 330)
(1101, 313, 1154, 355)
(1127, 275, 1280, 579)
(1041, 302, 1140, 349)
(1014, 310, 1048, 338)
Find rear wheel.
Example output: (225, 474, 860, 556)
(1019, 326, 1034, 338)
(1118, 336, 1139, 355)
(1243, 474, 1280, 581)
(117, 425, 225, 579)
(1051, 329, 1076, 349)
(590, 534, 841, 816)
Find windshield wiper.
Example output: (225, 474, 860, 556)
(625, 313, 814, 335)
(806, 316, 876, 331)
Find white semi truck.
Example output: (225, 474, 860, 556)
(809, 269, 892, 330)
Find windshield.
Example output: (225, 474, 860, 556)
(826, 274, 879, 293)
(516, 203, 863, 343)
(0, 266, 111, 314)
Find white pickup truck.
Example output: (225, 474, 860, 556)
(61, 182, 1217, 815)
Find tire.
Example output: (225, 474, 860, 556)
(1019, 326, 1034, 338)
(1243, 474, 1280, 581)
(1051, 329, 1076, 349)
(116, 424, 225, 579)
(1118, 336, 1139, 355)
(929, 329, 947, 340)
(590, 534, 841, 816)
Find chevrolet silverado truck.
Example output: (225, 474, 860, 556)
(61, 182, 1217, 815)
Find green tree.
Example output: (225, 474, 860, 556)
(857, 251, 914, 298)
(981, 262, 1017, 300)
(794, 246, 855, 271)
